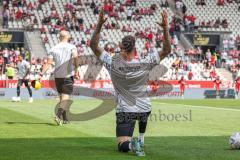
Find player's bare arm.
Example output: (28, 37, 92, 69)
(90, 9, 107, 58)
(157, 10, 171, 60)
(72, 49, 79, 79)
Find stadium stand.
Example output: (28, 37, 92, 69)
(0, 0, 239, 82)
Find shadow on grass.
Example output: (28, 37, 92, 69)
(5, 121, 56, 126)
(0, 136, 240, 160)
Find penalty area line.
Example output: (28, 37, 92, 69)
(156, 102, 240, 112)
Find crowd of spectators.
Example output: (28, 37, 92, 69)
(0, 47, 31, 79)
(174, 0, 240, 33)
(1, 0, 240, 81)
(222, 36, 240, 79)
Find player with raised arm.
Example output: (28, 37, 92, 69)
(12, 55, 33, 103)
(90, 9, 171, 156)
(42, 30, 79, 126)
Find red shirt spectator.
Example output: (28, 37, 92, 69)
(188, 70, 193, 80)
(147, 31, 153, 42)
(27, 2, 34, 9)
(103, 3, 110, 13)
(217, 0, 225, 6)
(15, 9, 23, 20)
(210, 55, 215, 66)
(186, 15, 196, 23)
(77, 0, 81, 5)
(40, 26, 46, 34)
(60, 26, 66, 31)
(145, 41, 150, 50)
(0, 57, 3, 66)
(109, 4, 114, 13)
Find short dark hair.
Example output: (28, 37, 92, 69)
(121, 35, 135, 53)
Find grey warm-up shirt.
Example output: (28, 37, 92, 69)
(17, 60, 30, 79)
(48, 42, 77, 78)
(99, 49, 160, 113)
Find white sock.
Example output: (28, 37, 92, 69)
(138, 133, 144, 143)
(129, 142, 132, 150)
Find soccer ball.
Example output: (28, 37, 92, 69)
(229, 132, 240, 149)
(31, 80, 42, 90)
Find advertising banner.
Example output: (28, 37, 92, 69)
(0, 31, 24, 43)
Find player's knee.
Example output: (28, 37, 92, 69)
(118, 141, 130, 152)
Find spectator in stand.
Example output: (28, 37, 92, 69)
(127, 7, 133, 21)
(223, 38, 229, 51)
(144, 40, 150, 51)
(228, 36, 235, 50)
(43, 35, 49, 44)
(132, 0, 137, 6)
(15, 9, 23, 20)
(196, 0, 206, 5)
(2, 7, 10, 28)
(156, 33, 162, 48)
(160, 0, 169, 8)
(174, 22, 181, 39)
(5, 64, 15, 79)
(90, 0, 96, 9)
(40, 26, 46, 34)
(217, 0, 225, 6)
(0, 55, 4, 72)
(222, 19, 228, 28)
(210, 68, 217, 79)
(206, 49, 212, 61)
(221, 50, 228, 68)
(173, 35, 179, 48)
(210, 54, 216, 67)
(188, 69, 193, 80)
(236, 35, 240, 50)
(214, 18, 221, 28)
(175, 0, 183, 13)
(147, 31, 153, 42)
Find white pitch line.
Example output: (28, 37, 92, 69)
(156, 102, 240, 112)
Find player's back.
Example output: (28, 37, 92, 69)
(49, 42, 76, 78)
(109, 54, 156, 113)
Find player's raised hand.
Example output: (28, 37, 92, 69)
(98, 8, 107, 26)
(156, 10, 168, 29)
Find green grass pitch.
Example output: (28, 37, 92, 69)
(1, 99, 240, 160)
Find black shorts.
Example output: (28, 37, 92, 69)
(116, 112, 151, 137)
(17, 79, 30, 87)
(55, 77, 74, 95)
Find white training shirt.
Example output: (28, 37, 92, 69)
(48, 42, 77, 78)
